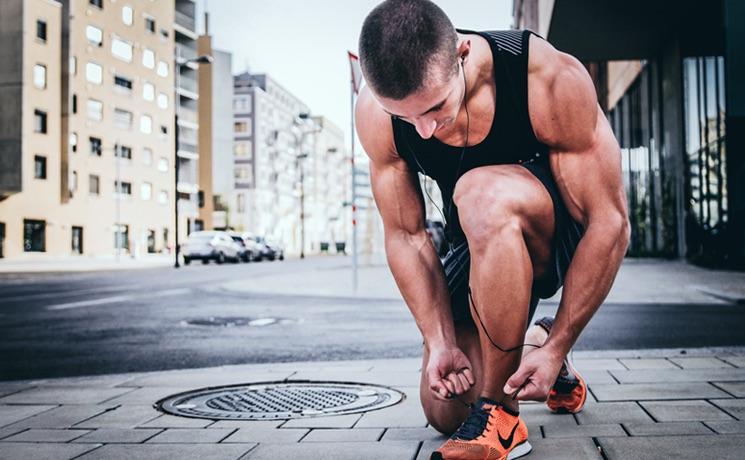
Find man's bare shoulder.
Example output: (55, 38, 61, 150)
(526, 34, 598, 152)
(355, 86, 402, 167)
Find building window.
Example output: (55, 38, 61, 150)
(198, 190, 205, 208)
(140, 115, 152, 134)
(70, 56, 77, 75)
(23, 219, 46, 252)
(158, 157, 168, 172)
(34, 110, 47, 133)
(234, 121, 248, 133)
(156, 61, 168, 77)
(88, 136, 102, 156)
(86, 25, 103, 46)
(114, 224, 129, 251)
(142, 82, 155, 101)
(234, 96, 252, 113)
(234, 142, 252, 158)
(85, 62, 103, 85)
(160, 125, 168, 135)
(159, 28, 169, 39)
(115, 180, 132, 196)
(34, 155, 47, 179)
(33, 64, 47, 89)
(89, 0, 103, 9)
(70, 132, 78, 153)
(114, 108, 133, 129)
(87, 99, 103, 121)
(141, 182, 152, 200)
(70, 170, 78, 192)
(116, 145, 132, 159)
(142, 48, 155, 69)
(142, 147, 153, 165)
(114, 75, 133, 92)
(157, 92, 168, 109)
(122, 6, 133, 25)
(72, 94, 77, 114)
(36, 20, 47, 42)
(72, 226, 83, 254)
(237, 193, 245, 213)
(158, 190, 168, 204)
(145, 16, 155, 33)
(89, 174, 100, 195)
(111, 38, 133, 62)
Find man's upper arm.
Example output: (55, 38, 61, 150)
(529, 38, 628, 229)
(355, 87, 426, 236)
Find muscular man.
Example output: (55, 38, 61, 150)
(355, 1, 629, 459)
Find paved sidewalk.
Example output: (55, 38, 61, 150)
(0, 254, 173, 274)
(2, 348, 745, 459)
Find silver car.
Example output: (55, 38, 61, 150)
(182, 231, 241, 265)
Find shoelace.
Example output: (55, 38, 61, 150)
(450, 402, 491, 441)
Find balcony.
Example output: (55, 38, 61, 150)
(175, 10, 196, 32)
(176, 43, 197, 63)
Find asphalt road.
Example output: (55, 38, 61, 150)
(2, 257, 744, 381)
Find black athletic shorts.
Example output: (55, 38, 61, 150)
(442, 157, 585, 326)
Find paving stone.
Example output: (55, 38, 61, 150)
(590, 383, 730, 401)
(623, 421, 712, 436)
(2, 428, 91, 442)
(289, 370, 421, 387)
(301, 428, 383, 442)
(573, 358, 627, 371)
(619, 358, 680, 370)
(417, 440, 443, 460)
(355, 396, 428, 428)
(0, 426, 27, 440)
(0, 387, 133, 405)
(721, 357, 745, 368)
(710, 399, 745, 420)
(72, 428, 163, 443)
(520, 403, 577, 427)
(611, 368, 745, 384)
(0, 405, 56, 428)
(576, 402, 654, 425)
(669, 357, 735, 369)
(0, 442, 99, 460)
(381, 427, 446, 441)
(525, 438, 603, 459)
(281, 414, 361, 429)
(597, 434, 745, 460)
(713, 381, 745, 397)
(0, 383, 28, 398)
(74, 405, 161, 428)
(640, 400, 735, 422)
(222, 427, 307, 443)
(104, 387, 195, 405)
(5, 405, 112, 429)
(580, 370, 617, 385)
(77, 443, 256, 460)
(704, 420, 745, 434)
(543, 423, 627, 438)
(121, 371, 293, 387)
(209, 420, 282, 429)
(243, 441, 418, 460)
(139, 414, 214, 428)
(146, 428, 234, 443)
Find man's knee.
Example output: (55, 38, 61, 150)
(420, 396, 466, 436)
(453, 169, 526, 250)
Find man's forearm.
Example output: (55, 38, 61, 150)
(385, 230, 457, 349)
(545, 219, 629, 356)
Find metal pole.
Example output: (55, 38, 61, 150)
(174, 55, 181, 268)
(350, 79, 358, 292)
(300, 157, 305, 259)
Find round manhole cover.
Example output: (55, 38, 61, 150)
(156, 381, 405, 420)
(182, 317, 298, 327)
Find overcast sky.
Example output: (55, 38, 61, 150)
(197, 1, 513, 145)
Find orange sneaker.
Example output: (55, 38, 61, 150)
(430, 397, 532, 460)
(534, 317, 587, 414)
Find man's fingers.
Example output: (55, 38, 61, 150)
(446, 372, 464, 395)
(455, 371, 472, 393)
(503, 365, 533, 395)
(430, 382, 450, 400)
(461, 368, 475, 386)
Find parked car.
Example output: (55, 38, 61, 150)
(181, 231, 241, 265)
(254, 236, 284, 261)
(228, 232, 254, 262)
(266, 239, 284, 261)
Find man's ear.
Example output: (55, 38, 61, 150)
(456, 39, 471, 64)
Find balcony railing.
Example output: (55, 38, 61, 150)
(175, 10, 196, 32)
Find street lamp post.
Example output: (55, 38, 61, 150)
(293, 113, 321, 259)
(173, 51, 212, 269)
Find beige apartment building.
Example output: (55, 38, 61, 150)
(0, 0, 199, 259)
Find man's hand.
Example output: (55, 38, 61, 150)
(426, 346, 475, 401)
(503, 347, 563, 401)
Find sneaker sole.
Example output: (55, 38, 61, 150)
(429, 441, 532, 460)
(548, 355, 587, 414)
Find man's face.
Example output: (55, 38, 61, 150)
(375, 63, 463, 139)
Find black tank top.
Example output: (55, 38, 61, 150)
(391, 29, 549, 242)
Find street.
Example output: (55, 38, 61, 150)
(2, 256, 745, 382)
